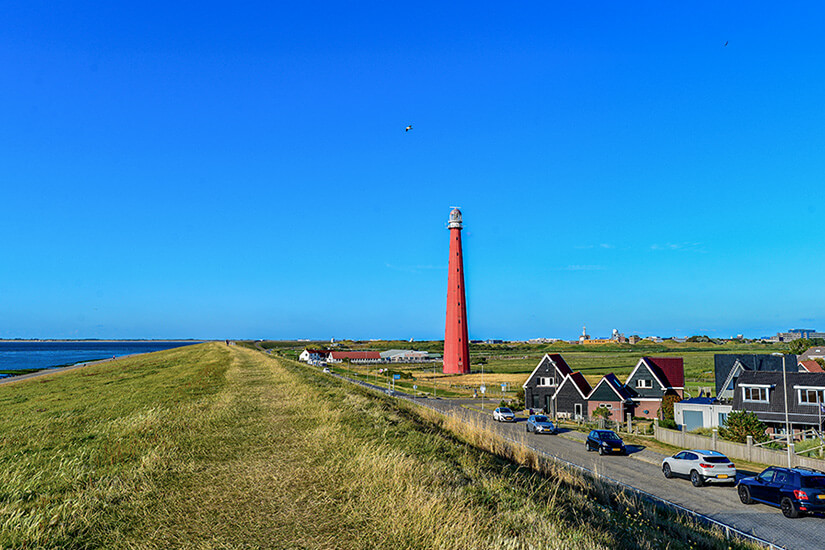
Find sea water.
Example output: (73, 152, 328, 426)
(0, 341, 200, 377)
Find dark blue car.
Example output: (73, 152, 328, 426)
(738, 466, 825, 518)
(585, 430, 626, 455)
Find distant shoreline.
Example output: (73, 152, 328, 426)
(0, 339, 207, 342)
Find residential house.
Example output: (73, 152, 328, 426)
(587, 373, 635, 422)
(522, 354, 574, 412)
(799, 347, 825, 363)
(714, 354, 798, 400)
(551, 372, 592, 420)
(624, 357, 684, 419)
(299, 349, 330, 363)
(674, 397, 732, 431)
(733, 371, 825, 433)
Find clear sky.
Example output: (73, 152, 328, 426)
(2, 2, 824, 340)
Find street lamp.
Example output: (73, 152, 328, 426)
(773, 352, 793, 468)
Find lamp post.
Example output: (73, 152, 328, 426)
(775, 352, 793, 468)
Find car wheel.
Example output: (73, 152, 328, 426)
(738, 485, 753, 505)
(585, 441, 590, 451)
(663, 463, 672, 479)
(598, 446, 605, 456)
(781, 497, 800, 518)
(690, 470, 704, 487)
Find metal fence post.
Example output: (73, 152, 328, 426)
(747, 435, 753, 462)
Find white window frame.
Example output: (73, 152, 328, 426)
(636, 379, 653, 389)
(796, 387, 825, 406)
(742, 386, 770, 403)
(598, 403, 613, 409)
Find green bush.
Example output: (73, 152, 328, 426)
(659, 418, 678, 430)
(719, 410, 768, 443)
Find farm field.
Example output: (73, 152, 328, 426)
(278, 339, 789, 400)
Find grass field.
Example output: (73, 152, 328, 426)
(262, 340, 788, 399)
(0, 342, 761, 548)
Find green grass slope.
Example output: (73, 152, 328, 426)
(0, 343, 756, 549)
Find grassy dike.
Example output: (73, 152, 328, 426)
(0, 343, 757, 549)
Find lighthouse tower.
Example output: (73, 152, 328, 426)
(444, 207, 470, 374)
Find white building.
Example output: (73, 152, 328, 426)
(674, 398, 732, 431)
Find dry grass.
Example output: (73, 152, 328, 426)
(0, 343, 760, 549)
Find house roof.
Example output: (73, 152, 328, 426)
(800, 347, 825, 361)
(800, 360, 825, 373)
(714, 354, 797, 395)
(591, 373, 633, 401)
(641, 357, 685, 389)
(568, 371, 592, 398)
(328, 351, 381, 360)
(522, 354, 573, 388)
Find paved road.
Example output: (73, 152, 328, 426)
(337, 374, 825, 550)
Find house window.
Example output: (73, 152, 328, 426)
(636, 379, 653, 389)
(537, 377, 555, 387)
(718, 412, 728, 426)
(574, 403, 583, 417)
(798, 389, 825, 405)
(742, 387, 769, 403)
(599, 403, 613, 409)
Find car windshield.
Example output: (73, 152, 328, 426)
(499, 408, 512, 414)
(801, 476, 825, 488)
(534, 416, 549, 423)
(702, 456, 730, 464)
(599, 431, 620, 441)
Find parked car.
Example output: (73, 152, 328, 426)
(738, 466, 825, 518)
(661, 450, 736, 486)
(493, 407, 516, 422)
(322, 367, 331, 373)
(585, 430, 626, 455)
(526, 415, 556, 434)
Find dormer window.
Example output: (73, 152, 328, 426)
(537, 377, 555, 387)
(795, 386, 825, 405)
(742, 385, 770, 403)
(636, 379, 653, 389)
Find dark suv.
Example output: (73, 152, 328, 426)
(738, 466, 825, 518)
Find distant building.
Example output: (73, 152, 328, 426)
(628, 335, 641, 345)
(485, 339, 504, 345)
(326, 351, 382, 364)
(799, 347, 825, 362)
(527, 338, 562, 344)
(379, 349, 440, 363)
(769, 329, 825, 342)
(299, 349, 330, 363)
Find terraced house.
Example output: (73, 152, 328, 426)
(587, 373, 634, 422)
(551, 371, 592, 420)
(733, 370, 825, 433)
(624, 357, 685, 419)
(522, 354, 573, 412)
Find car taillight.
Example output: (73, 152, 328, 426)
(793, 490, 809, 500)
(729, 463, 735, 468)
(699, 463, 714, 468)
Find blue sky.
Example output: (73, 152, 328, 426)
(2, 2, 824, 340)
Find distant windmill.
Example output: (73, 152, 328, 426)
(405, 125, 413, 132)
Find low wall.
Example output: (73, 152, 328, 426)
(654, 425, 825, 470)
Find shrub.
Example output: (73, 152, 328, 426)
(660, 394, 681, 422)
(592, 407, 611, 420)
(659, 418, 678, 430)
(719, 410, 768, 443)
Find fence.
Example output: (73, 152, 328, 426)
(654, 424, 825, 470)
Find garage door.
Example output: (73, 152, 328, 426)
(683, 410, 704, 432)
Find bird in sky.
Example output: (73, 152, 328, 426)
(724, 41, 729, 47)
(405, 125, 412, 132)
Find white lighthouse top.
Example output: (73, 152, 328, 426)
(447, 207, 463, 229)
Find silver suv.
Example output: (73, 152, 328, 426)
(662, 449, 736, 486)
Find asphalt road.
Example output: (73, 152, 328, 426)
(338, 374, 825, 550)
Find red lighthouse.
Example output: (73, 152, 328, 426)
(444, 207, 470, 374)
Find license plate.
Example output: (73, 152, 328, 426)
(612, 448, 620, 452)
(717, 475, 728, 479)
(818, 494, 825, 500)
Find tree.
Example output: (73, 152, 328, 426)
(592, 407, 612, 420)
(719, 411, 768, 443)
(660, 394, 681, 422)
(789, 338, 825, 355)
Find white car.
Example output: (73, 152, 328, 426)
(493, 407, 516, 422)
(662, 449, 737, 486)
(322, 367, 331, 373)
